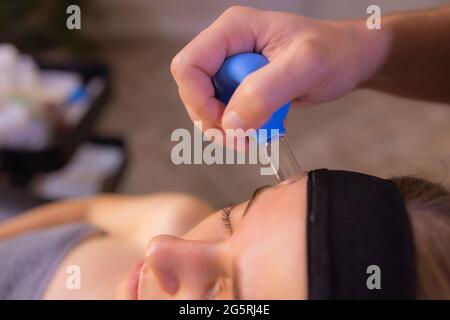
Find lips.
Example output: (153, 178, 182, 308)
(128, 259, 145, 300)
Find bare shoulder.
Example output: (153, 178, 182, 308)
(87, 193, 214, 249)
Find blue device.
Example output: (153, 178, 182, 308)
(213, 52, 302, 181)
(213, 52, 291, 144)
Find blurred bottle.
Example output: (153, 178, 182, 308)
(0, 44, 18, 98)
(16, 54, 41, 100)
(0, 43, 49, 150)
(0, 100, 49, 150)
(64, 77, 105, 126)
(0, 43, 99, 150)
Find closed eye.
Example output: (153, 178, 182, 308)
(221, 204, 235, 234)
(220, 185, 270, 235)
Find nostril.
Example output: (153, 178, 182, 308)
(155, 268, 179, 295)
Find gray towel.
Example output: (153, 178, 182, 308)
(0, 222, 101, 300)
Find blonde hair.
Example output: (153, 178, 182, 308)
(390, 176, 450, 299)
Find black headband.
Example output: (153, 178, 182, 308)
(306, 169, 416, 299)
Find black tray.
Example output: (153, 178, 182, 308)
(0, 136, 128, 221)
(0, 61, 111, 184)
(88, 135, 129, 193)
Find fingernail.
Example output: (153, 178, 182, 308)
(222, 110, 246, 130)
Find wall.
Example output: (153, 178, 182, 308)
(87, 0, 450, 41)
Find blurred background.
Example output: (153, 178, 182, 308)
(1, 0, 450, 214)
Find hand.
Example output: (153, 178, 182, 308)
(171, 6, 389, 133)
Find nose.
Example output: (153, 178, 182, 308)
(145, 235, 224, 299)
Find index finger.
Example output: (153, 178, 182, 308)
(170, 6, 258, 129)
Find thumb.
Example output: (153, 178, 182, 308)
(221, 47, 319, 131)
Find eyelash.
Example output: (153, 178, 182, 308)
(221, 204, 236, 234)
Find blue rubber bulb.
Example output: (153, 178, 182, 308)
(213, 52, 291, 144)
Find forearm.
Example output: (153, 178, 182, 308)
(0, 198, 92, 240)
(362, 5, 450, 103)
(0, 192, 213, 245)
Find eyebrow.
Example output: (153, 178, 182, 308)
(231, 185, 270, 299)
(242, 185, 270, 217)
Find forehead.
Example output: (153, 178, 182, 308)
(233, 176, 308, 243)
(229, 176, 308, 298)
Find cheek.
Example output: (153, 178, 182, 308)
(235, 225, 307, 298)
(231, 198, 307, 298)
(239, 241, 306, 299)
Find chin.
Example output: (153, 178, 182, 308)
(114, 278, 133, 300)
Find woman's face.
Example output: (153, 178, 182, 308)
(130, 174, 308, 300)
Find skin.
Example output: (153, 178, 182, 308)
(170, 6, 389, 134)
(138, 175, 307, 299)
(5, 5, 450, 300)
(364, 5, 450, 103)
(171, 5, 450, 136)
(0, 176, 308, 300)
